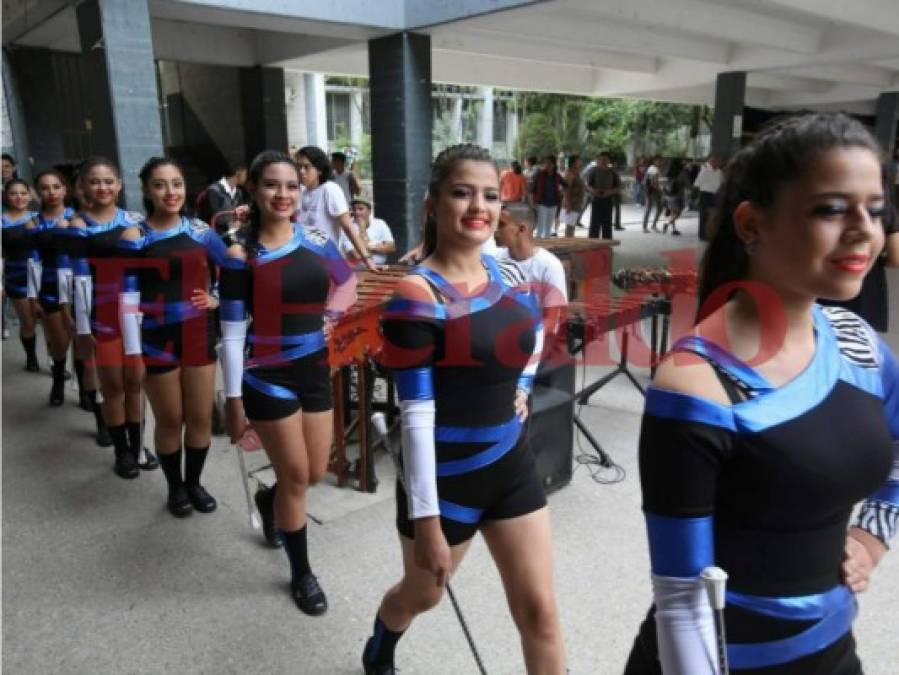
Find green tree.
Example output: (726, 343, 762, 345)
(516, 112, 560, 160)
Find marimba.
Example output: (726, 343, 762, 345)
(539, 237, 619, 300)
(328, 265, 406, 491)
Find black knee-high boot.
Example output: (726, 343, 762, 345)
(363, 615, 406, 674)
(73, 357, 92, 411)
(126, 421, 158, 470)
(184, 444, 216, 513)
(21, 335, 38, 372)
(109, 424, 138, 479)
(157, 449, 192, 517)
(84, 391, 112, 446)
(254, 483, 282, 548)
(50, 358, 66, 406)
(282, 525, 327, 616)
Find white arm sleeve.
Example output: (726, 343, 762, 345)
(400, 398, 439, 519)
(652, 574, 720, 675)
(57, 268, 72, 304)
(220, 319, 247, 398)
(26, 259, 42, 299)
(73, 275, 93, 335)
(119, 290, 142, 356)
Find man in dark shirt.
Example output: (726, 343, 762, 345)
(531, 155, 564, 238)
(586, 152, 621, 240)
(198, 165, 247, 232)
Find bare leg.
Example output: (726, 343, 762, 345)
(482, 508, 565, 674)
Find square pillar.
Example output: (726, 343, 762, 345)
(874, 92, 899, 155)
(241, 66, 288, 162)
(304, 73, 328, 150)
(710, 72, 746, 161)
(2, 49, 32, 182)
(478, 86, 494, 151)
(368, 32, 433, 257)
(77, 0, 164, 210)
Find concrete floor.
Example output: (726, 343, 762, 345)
(3, 207, 898, 674)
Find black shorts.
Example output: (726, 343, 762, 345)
(143, 319, 217, 376)
(242, 348, 332, 421)
(3, 264, 28, 300)
(395, 433, 547, 546)
(38, 270, 63, 314)
(624, 605, 863, 675)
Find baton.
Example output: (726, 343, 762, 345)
(701, 566, 730, 675)
(234, 428, 263, 530)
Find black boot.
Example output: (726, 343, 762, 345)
(282, 526, 327, 616)
(109, 424, 139, 479)
(158, 449, 192, 518)
(184, 445, 216, 513)
(73, 358, 92, 411)
(86, 392, 112, 447)
(49, 358, 66, 406)
(127, 421, 158, 471)
(22, 335, 39, 372)
(362, 616, 404, 674)
(254, 484, 282, 547)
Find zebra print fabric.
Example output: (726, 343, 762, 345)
(820, 305, 879, 369)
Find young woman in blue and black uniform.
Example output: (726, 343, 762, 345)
(220, 151, 356, 615)
(67, 157, 158, 478)
(118, 157, 227, 517)
(623, 113, 898, 675)
(33, 170, 76, 406)
(2, 178, 41, 371)
(362, 145, 565, 675)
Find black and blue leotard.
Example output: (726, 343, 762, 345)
(626, 305, 898, 675)
(381, 254, 547, 545)
(218, 224, 355, 420)
(2, 212, 38, 300)
(118, 216, 227, 374)
(64, 208, 142, 341)
(33, 207, 75, 312)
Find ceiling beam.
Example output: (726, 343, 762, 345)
(429, 28, 658, 74)
(778, 63, 896, 88)
(764, 83, 884, 109)
(763, 0, 899, 39)
(746, 72, 831, 93)
(566, 0, 821, 54)
(466, 9, 731, 63)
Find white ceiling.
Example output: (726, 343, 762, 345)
(279, 0, 899, 113)
(4, 0, 898, 113)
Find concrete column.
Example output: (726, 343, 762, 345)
(349, 89, 364, 147)
(303, 73, 328, 150)
(368, 32, 432, 257)
(506, 104, 519, 159)
(284, 70, 308, 149)
(240, 66, 288, 162)
(874, 92, 899, 154)
(1, 49, 32, 181)
(76, 0, 164, 210)
(710, 71, 746, 161)
(450, 96, 463, 143)
(478, 86, 494, 151)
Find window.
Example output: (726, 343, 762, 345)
(326, 92, 351, 142)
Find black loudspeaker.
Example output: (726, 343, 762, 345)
(527, 359, 575, 494)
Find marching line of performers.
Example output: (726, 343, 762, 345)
(2, 112, 898, 675)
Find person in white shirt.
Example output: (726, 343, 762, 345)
(693, 154, 723, 241)
(339, 196, 396, 266)
(330, 152, 361, 204)
(295, 146, 377, 272)
(494, 202, 568, 338)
